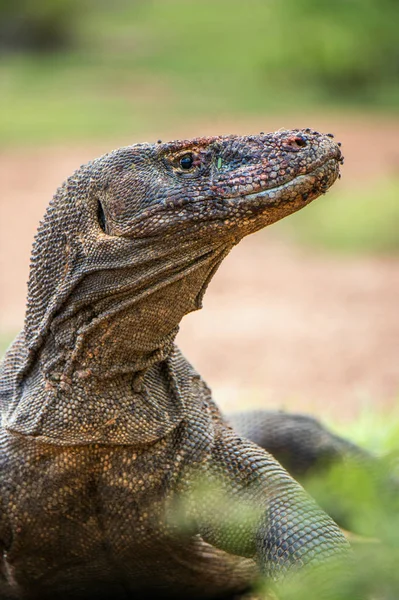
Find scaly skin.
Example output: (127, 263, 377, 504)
(0, 129, 347, 599)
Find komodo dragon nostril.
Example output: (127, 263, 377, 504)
(284, 135, 308, 150)
(294, 135, 307, 147)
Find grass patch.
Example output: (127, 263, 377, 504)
(332, 407, 399, 456)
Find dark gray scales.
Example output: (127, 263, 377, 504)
(0, 129, 367, 599)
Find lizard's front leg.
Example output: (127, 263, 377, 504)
(228, 410, 397, 532)
(184, 427, 350, 599)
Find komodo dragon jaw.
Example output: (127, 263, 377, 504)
(98, 129, 343, 240)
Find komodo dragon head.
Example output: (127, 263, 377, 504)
(93, 130, 341, 240)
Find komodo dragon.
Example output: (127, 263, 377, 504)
(0, 129, 362, 600)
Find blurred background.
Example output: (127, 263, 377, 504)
(0, 0, 398, 445)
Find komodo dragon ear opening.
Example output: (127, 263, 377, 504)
(97, 199, 107, 233)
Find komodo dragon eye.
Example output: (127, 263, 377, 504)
(179, 154, 194, 170)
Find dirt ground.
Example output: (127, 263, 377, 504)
(1, 113, 398, 422)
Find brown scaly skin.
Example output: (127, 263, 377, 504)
(0, 129, 347, 599)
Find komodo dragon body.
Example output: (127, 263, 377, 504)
(0, 129, 353, 599)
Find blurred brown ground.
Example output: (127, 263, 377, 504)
(1, 113, 399, 421)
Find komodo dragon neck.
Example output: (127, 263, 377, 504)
(1, 131, 343, 445)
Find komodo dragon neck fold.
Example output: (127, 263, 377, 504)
(1, 131, 342, 447)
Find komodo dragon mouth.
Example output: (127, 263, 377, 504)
(227, 158, 341, 206)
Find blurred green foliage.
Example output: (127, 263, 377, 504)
(0, 0, 398, 145)
(268, 0, 399, 103)
(334, 407, 399, 457)
(277, 407, 399, 600)
(0, 0, 82, 51)
(273, 443, 399, 600)
(166, 410, 399, 600)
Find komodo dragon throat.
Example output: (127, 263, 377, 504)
(0, 130, 348, 599)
